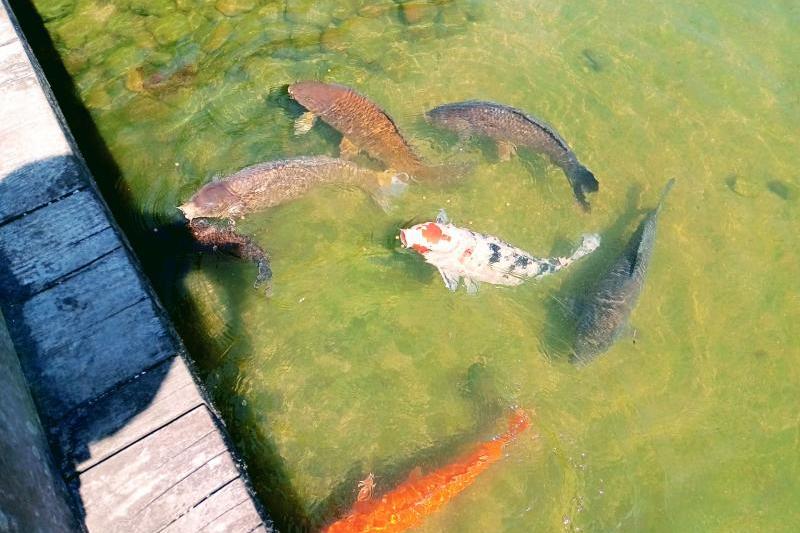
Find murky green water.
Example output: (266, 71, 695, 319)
(32, 0, 800, 530)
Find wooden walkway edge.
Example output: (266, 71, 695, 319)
(0, 1, 272, 531)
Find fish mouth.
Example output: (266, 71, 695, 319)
(399, 229, 407, 247)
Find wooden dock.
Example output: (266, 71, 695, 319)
(0, 2, 272, 531)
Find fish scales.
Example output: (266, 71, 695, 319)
(573, 179, 675, 362)
(400, 210, 600, 292)
(289, 82, 428, 174)
(434, 101, 573, 163)
(427, 100, 599, 209)
(178, 156, 381, 220)
(323, 409, 530, 533)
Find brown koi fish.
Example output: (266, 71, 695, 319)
(323, 408, 531, 533)
(178, 156, 405, 220)
(179, 156, 407, 290)
(288, 81, 448, 180)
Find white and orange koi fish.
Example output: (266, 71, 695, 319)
(399, 210, 600, 293)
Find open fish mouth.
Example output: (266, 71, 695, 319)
(399, 229, 407, 247)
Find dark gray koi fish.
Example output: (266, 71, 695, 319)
(288, 81, 450, 180)
(426, 100, 599, 210)
(571, 179, 676, 363)
(179, 156, 407, 290)
(188, 218, 272, 288)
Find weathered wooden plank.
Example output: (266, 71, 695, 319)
(54, 356, 205, 475)
(0, 16, 72, 181)
(7, 247, 175, 422)
(0, 5, 14, 43)
(136, 454, 241, 532)
(161, 478, 265, 533)
(0, 7, 86, 222)
(77, 407, 253, 532)
(0, 155, 87, 223)
(14, 246, 158, 358)
(0, 189, 120, 300)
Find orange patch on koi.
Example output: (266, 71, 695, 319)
(421, 223, 450, 243)
(412, 244, 430, 254)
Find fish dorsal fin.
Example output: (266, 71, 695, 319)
(436, 208, 450, 224)
(629, 179, 675, 277)
(655, 178, 676, 214)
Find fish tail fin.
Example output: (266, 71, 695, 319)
(369, 171, 410, 212)
(566, 163, 599, 212)
(569, 233, 601, 263)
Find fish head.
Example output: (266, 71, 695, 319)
(178, 182, 240, 221)
(288, 81, 341, 112)
(399, 222, 453, 255)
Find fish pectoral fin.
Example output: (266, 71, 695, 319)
(435, 208, 450, 224)
(464, 277, 480, 295)
(437, 267, 461, 291)
(369, 172, 410, 212)
(339, 136, 361, 160)
(293, 111, 316, 135)
(496, 140, 517, 161)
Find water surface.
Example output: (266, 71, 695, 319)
(32, 0, 800, 530)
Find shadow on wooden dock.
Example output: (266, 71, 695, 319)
(3, 3, 532, 532)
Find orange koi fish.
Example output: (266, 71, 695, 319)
(323, 409, 531, 533)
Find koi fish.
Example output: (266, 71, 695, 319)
(178, 156, 407, 291)
(572, 179, 675, 363)
(178, 156, 406, 221)
(426, 100, 599, 210)
(323, 408, 531, 533)
(288, 81, 447, 180)
(399, 210, 600, 293)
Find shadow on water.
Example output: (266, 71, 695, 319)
(539, 185, 644, 361)
(5, 1, 290, 528)
(7, 4, 523, 532)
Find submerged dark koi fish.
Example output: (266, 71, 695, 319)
(179, 156, 407, 290)
(288, 81, 451, 180)
(426, 100, 599, 210)
(572, 179, 676, 363)
(323, 408, 531, 533)
(400, 210, 599, 293)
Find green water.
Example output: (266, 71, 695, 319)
(32, 0, 799, 530)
